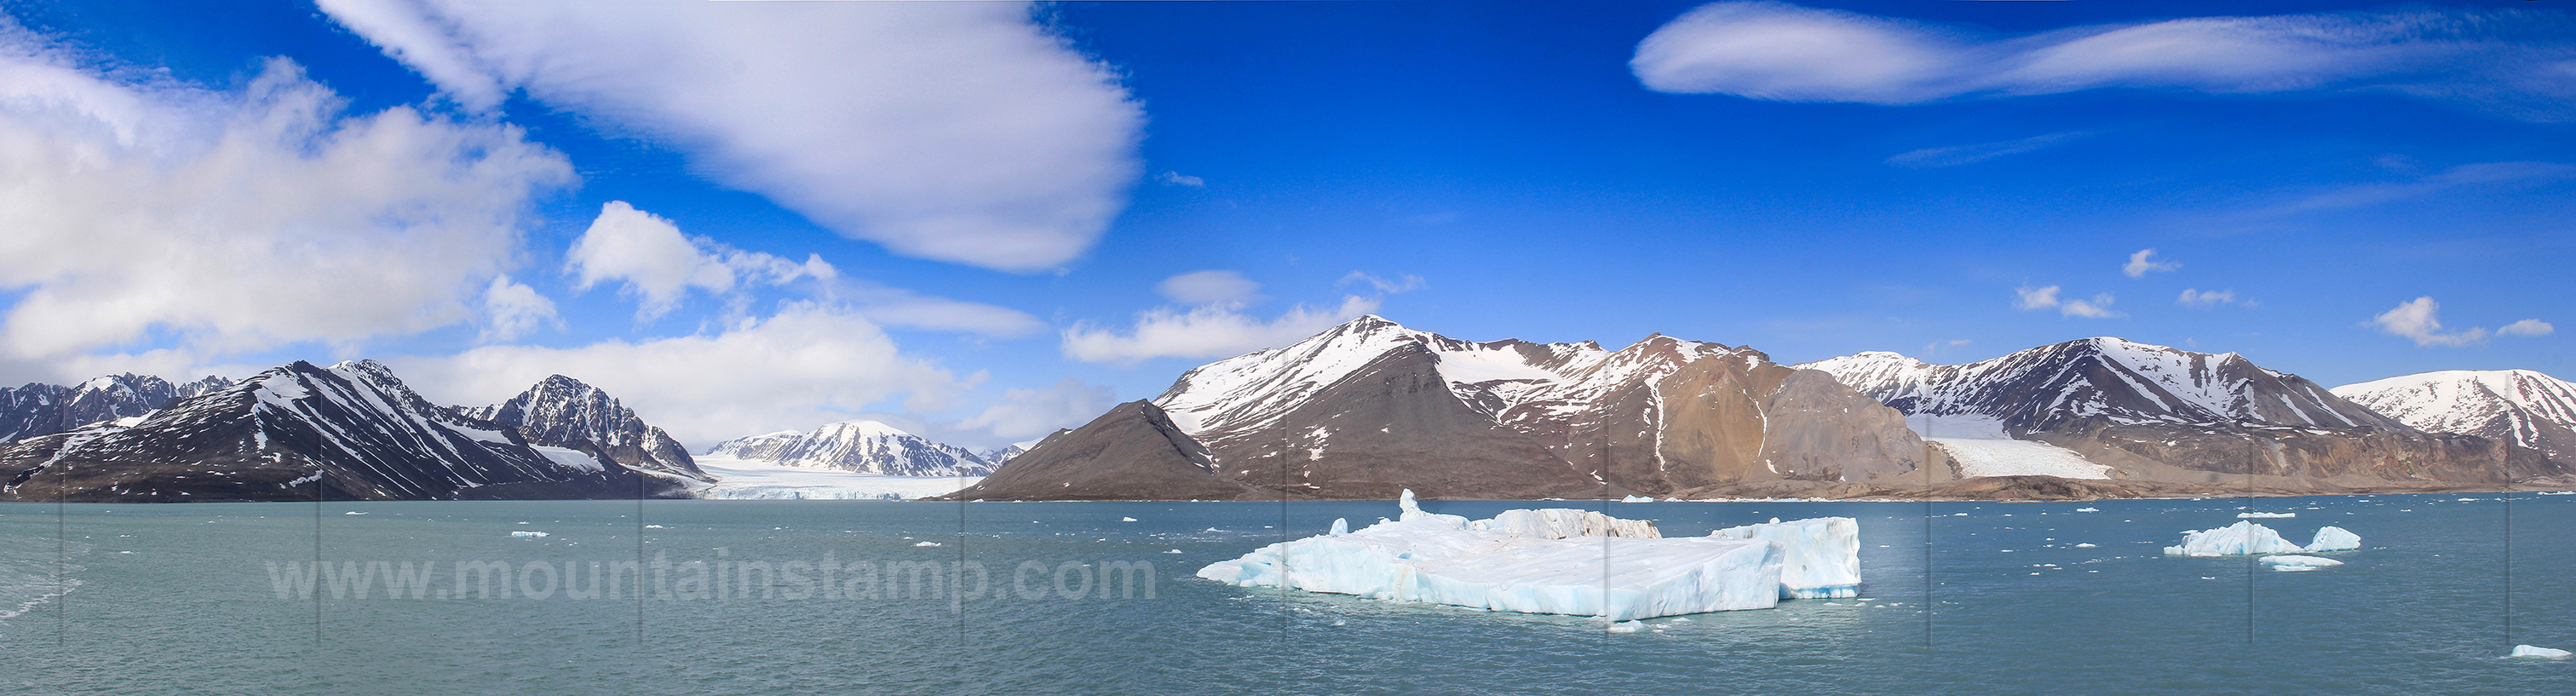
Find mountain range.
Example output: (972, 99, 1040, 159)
(0, 360, 708, 502)
(959, 317, 2574, 501)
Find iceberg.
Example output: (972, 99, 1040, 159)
(509, 531, 549, 538)
(2257, 555, 2343, 571)
(1709, 517, 1862, 599)
(2236, 512, 2296, 519)
(1197, 491, 1859, 620)
(2509, 645, 2572, 659)
(2305, 526, 2360, 552)
(2163, 521, 2306, 557)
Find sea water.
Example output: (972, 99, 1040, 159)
(0, 493, 2567, 695)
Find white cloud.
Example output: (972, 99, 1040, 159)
(1157, 171, 1205, 187)
(2123, 249, 2179, 279)
(2015, 285, 2121, 319)
(479, 276, 558, 342)
(1156, 270, 1263, 306)
(566, 201, 833, 320)
(320, 0, 1144, 271)
(2176, 288, 2240, 308)
(1339, 271, 1428, 294)
(1633, 3, 2576, 120)
(2498, 319, 2556, 337)
(1062, 296, 1381, 365)
(1887, 131, 2092, 169)
(388, 302, 963, 448)
(2364, 296, 2544, 346)
(2265, 161, 2576, 215)
(0, 30, 572, 366)
(948, 377, 1116, 444)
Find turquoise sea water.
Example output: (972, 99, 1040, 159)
(1, 494, 2569, 694)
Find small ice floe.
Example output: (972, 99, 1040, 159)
(2237, 512, 2295, 519)
(2075, 508, 2100, 513)
(344, 511, 366, 515)
(516, 521, 530, 525)
(118, 550, 133, 555)
(2508, 645, 2572, 659)
(2258, 555, 2343, 572)
(1164, 549, 1183, 554)
(1952, 513, 1968, 517)
(1121, 517, 1139, 522)
(509, 531, 549, 538)
(1606, 620, 1644, 634)
(644, 524, 665, 529)
(2073, 543, 2098, 548)
(912, 541, 941, 547)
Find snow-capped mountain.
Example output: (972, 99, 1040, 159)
(979, 440, 1040, 464)
(2334, 370, 2576, 464)
(459, 375, 707, 481)
(960, 315, 1923, 500)
(1798, 338, 2401, 433)
(0, 373, 235, 442)
(1799, 340, 2562, 486)
(0, 360, 689, 502)
(706, 420, 992, 476)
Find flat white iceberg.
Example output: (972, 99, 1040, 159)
(2305, 526, 2360, 552)
(2237, 512, 2296, 519)
(2509, 645, 2571, 659)
(2163, 521, 2306, 557)
(1195, 490, 1859, 620)
(509, 531, 549, 538)
(2257, 555, 2343, 571)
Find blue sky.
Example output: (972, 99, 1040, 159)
(0, 1, 2566, 450)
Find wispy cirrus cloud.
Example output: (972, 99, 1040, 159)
(1888, 131, 2092, 169)
(1634, 2, 2576, 120)
(322, 0, 1145, 271)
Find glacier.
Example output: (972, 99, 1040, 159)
(1194, 491, 1860, 619)
(2164, 521, 2363, 556)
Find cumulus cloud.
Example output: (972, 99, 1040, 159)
(1887, 131, 2092, 169)
(948, 377, 1117, 445)
(321, 0, 1145, 271)
(1156, 270, 1263, 307)
(389, 302, 962, 447)
(1633, 2, 2576, 120)
(2015, 285, 2121, 319)
(2498, 319, 2556, 337)
(479, 276, 558, 342)
(2122, 249, 2179, 279)
(0, 27, 572, 370)
(2366, 296, 2548, 347)
(2176, 288, 2242, 308)
(566, 201, 833, 320)
(1061, 296, 1382, 365)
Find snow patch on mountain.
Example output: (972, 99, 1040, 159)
(2333, 369, 2576, 461)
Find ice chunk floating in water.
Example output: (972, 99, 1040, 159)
(1195, 490, 1860, 620)
(2305, 526, 2360, 552)
(509, 531, 549, 538)
(2509, 645, 2572, 659)
(2257, 555, 2343, 572)
(2164, 522, 2362, 557)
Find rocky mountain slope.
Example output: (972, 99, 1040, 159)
(459, 375, 707, 481)
(1799, 339, 2562, 491)
(705, 420, 992, 476)
(0, 360, 694, 502)
(0, 374, 234, 442)
(2333, 370, 2576, 466)
(956, 315, 1926, 500)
